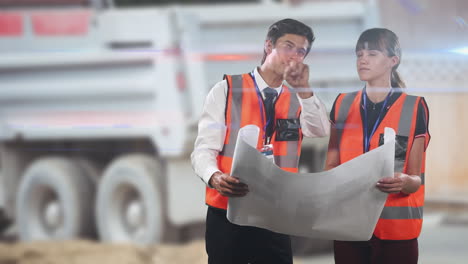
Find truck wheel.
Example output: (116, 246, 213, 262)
(95, 154, 166, 245)
(16, 157, 95, 241)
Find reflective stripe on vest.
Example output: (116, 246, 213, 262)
(334, 90, 426, 240)
(394, 95, 417, 172)
(380, 206, 423, 220)
(277, 90, 302, 168)
(336, 91, 358, 149)
(219, 75, 243, 158)
(206, 73, 302, 210)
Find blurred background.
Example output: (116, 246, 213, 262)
(0, 0, 467, 263)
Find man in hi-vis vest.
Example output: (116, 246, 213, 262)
(191, 19, 330, 264)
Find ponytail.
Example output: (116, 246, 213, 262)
(391, 69, 406, 88)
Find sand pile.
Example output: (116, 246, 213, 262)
(0, 239, 207, 264)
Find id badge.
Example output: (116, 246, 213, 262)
(259, 144, 275, 164)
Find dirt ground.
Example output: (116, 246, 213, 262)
(0, 239, 208, 264)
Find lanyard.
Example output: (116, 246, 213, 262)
(362, 88, 392, 152)
(250, 72, 275, 145)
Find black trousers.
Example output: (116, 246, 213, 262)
(205, 207, 292, 264)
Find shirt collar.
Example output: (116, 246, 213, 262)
(253, 67, 282, 95)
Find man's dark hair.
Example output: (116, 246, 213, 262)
(261, 18, 315, 64)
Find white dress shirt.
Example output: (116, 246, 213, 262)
(191, 67, 330, 186)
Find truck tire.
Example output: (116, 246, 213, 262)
(95, 154, 166, 245)
(16, 157, 95, 241)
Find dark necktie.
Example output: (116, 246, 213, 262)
(263, 87, 278, 143)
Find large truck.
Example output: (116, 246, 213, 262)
(0, 0, 378, 244)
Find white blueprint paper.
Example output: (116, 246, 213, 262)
(227, 125, 394, 241)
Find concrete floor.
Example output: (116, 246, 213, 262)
(296, 212, 468, 264)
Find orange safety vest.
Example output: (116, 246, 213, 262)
(334, 90, 428, 240)
(206, 73, 303, 210)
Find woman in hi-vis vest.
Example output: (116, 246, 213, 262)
(325, 28, 430, 264)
